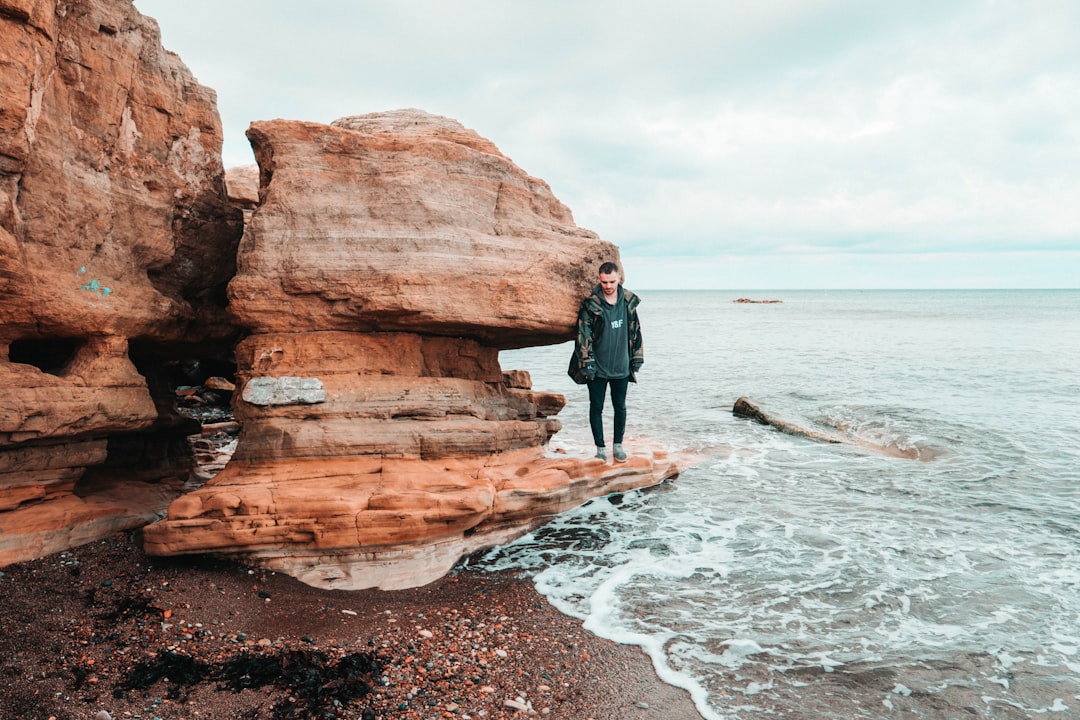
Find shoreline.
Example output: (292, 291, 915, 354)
(0, 531, 703, 720)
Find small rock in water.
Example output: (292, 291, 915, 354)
(636, 700, 650, 708)
(95, 712, 113, 720)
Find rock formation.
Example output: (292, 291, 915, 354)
(0, 0, 243, 565)
(1, 3, 678, 584)
(142, 111, 679, 590)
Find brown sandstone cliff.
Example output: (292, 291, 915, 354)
(229, 113, 610, 348)
(1, 3, 678, 586)
(0, 0, 243, 564)
(142, 111, 678, 590)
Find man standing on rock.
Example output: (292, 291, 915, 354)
(568, 262, 643, 462)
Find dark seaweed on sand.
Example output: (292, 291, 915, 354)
(119, 648, 380, 719)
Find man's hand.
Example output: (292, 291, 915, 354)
(631, 360, 643, 373)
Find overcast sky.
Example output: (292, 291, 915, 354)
(134, 0, 1079, 289)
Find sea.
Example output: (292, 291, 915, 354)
(478, 289, 1080, 720)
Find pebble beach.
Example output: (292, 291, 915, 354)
(0, 531, 702, 720)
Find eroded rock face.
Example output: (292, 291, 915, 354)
(229, 111, 614, 349)
(143, 111, 678, 589)
(0, 0, 243, 565)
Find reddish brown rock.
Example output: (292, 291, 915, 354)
(144, 111, 678, 589)
(224, 163, 260, 209)
(0, 0, 242, 565)
(228, 110, 614, 348)
(0, 10, 678, 587)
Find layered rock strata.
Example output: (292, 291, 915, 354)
(143, 111, 678, 589)
(0, 0, 242, 564)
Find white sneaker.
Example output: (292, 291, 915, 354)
(595, 447, 607, 461)
(613, 443, 627, 462)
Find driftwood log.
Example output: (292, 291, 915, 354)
(732, 397, 927, 460)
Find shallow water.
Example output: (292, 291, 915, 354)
(480, 290, 1080, 719)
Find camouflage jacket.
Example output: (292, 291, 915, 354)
(567, 285, 643, 384)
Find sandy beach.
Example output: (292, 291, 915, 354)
(0, 531, 702, 720)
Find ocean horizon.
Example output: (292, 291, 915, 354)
(483, 288, 1080, 719)
(629, 287, 1078, 293)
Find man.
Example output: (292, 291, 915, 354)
(567, 262, 643, 462)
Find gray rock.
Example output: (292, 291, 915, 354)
(242, 376, 326, 406)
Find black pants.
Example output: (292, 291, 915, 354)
(587, 376, 629, 447)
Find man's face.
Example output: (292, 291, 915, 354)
(598, 271, 620, 296)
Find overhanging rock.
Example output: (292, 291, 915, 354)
(143, 111, 679, 589)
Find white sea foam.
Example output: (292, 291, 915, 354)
(492, 290, 1080, 719)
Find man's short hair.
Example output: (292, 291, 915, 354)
(598, 261, 620, 276)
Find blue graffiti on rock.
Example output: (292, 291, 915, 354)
(77, 266, 111, 296)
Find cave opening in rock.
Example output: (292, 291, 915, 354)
(125, 340, 241, 486)
(164, 356, 239, 426)
(8, 336, 84, 376)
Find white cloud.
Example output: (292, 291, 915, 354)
(135, 0, 1080, 288)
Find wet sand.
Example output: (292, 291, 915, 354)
(0, 531, 702, 719)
